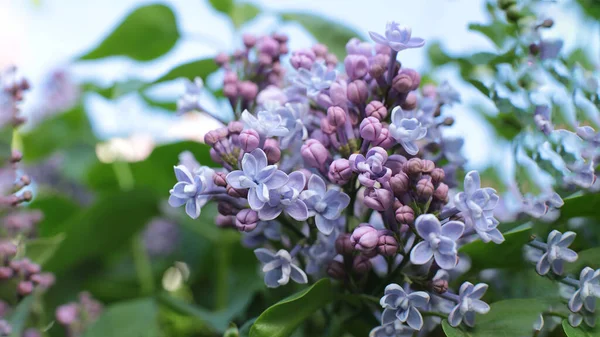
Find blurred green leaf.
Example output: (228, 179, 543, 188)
(427, 42, 453, 67)
(483, 111, 523, 140)
(8, 296, 34, 337)
(468, 22, 514, 48)
(559, 194, 600, 221)
(467, 79, 490, 97)
(231, 3, 261, 28)
(460, 225, 531, 271)
(280, 13, 363, 60)
(209, 0, 233, 14)
(442, 298, 554, 337)
(152, 59, 218, 85)
(30, 195, 80, 237)
(45, 188, 160, 273)
(140, 93, 177, 112)
(25, 233, 65, 267)
(563, 319, 600, 337)
(565, 247, 600, 275)
(250, 278, 334, 337)
(576, 0, 600, 20)
(565, 48, 596, 71)
(79, 4, 180, 61)
(83, 298, 160, 337)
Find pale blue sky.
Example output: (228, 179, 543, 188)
(2, 0, 598, 168)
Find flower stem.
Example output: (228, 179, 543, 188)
(215, 242, 231, 311)
(112, 161, 135, 191)
(131, 235, 155, 295)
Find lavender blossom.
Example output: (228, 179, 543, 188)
(242, 220, 282, 247)
(168, 165, 212, 219)
(241, 109, 289, 138)
(389, 107, 427, 156)
(437, 81, 461, 105)
(454, 171, 503, 244)
(535, 230, 578, 276)
(568, 267, 600, 313)
(369, 321, 414, 337)
(226, 149, 288, 210)
(259, 171, 308, 221)
(254, 248, 308, 288)
(349, 147, 392, 187)
(300, 175, 350, 235)
(305, 233, 337, 275)
(447, 282, 490, 327)
(294, 61, 336, 96)
(410, 214, 464, 270)
(380, 284, 430, 330)
(368, 22, 425, 52)
(176, 77, 204, 114)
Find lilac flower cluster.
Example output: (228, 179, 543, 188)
(168, 22, 515, 333)
(56, 292, 103, 337)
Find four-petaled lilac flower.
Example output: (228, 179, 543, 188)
(380, 284, 430, 330)
(389, 107, 427, 156)
(305, 233, 337, 275)
(176, 77, 204, 114)
(369, 22, 425, 52)
(294, 61, 336, 97)
(536, 230, 578, 275)
(448, 282, 491, 327)
(410, 214, 464, 270)
(259, 171, 309, 221)
(226, 149, 288, 210)
(349, 147, 392, 187)
(454, 171, 504, 244)
(437, 81, 461, 106)
(168, 165, 211, 219)
(568, 267, 600, 313)
(369, 321, 414, 337)
(254, 248, 308, 288)
(241, 109, 289, 138)
(300, 175, 350, 235)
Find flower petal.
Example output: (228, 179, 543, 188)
(434, 251, 457, 270)
(464, 171, 481, 196)
(410, 241, 433, 265)
(536, 254, 551, 275)
(264, 169, 288, 189)
(226, 170, 246, 189)
(168, 194, 187, 207)
(290, 264, 308, 284)
(448, 305, 463, 327)
(259, 204, 283, 221)
(415, 214, 441, 238)
(254, 248, 276, 263)
(381, 308, 397, 326)
(285, 200, 309, 221)
(264, 268, 283, 288)
(308, 174, 327, 195)
(405, 306, 423, 330)
(185, 199, 199, 219)
(315, 215, 334, 235)
(407, 292, 430, 308)
(174, 165, 193, 183)
(441, 221, 465, 241)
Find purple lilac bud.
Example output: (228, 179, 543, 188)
(238, 81, 259, 101)
(535, 230, 578, 275)
(344, 54, 369, 80)
(351, 224, 379, 253)
(368, 54, 389, 79)
(301, 139, 330, 170)
(346, 38, 372, 56)
(17, 281, 34, 295)
(300, 175, 350, 235)
(365, 101, 388, 120)
(429, 278, 449, 294)
(327, 106, 346, 127)
(410, 214, 464, 269)
(328, 159, 353, 185)
(392, 72, 413, 93)
(329, 80, 348, 109)
(347, 80, 368, 105)
(263, 139, 281, 164)
(0, 267, 12, 279)
(364, 188, 394, 211)
(213, 172, 227, 187)
(448, 282, 491, 327)
(312, 43, 328, 57)
(415, 178, 434, 201)
(254, 248, 308, 288)
(431, 168, 445, 186)
(390, 172, 410, 196)
(433, 183, 449, 202)
(352, 255, 372, 275)
(327, 260, 346, 280)
(258, 36, 280, 57)
(360, 117, 383, 141)
(290, 49, 316, 70)
(389, 107, 427, 156)
(236, 209, 260, 232)
(372, 127, 395, 149)
(401, 92, 418, 110)
(335, 233, 354, 255)
(56, 304, 78, 325)
(378, 232, 399, 256)
(369, 22, 425, 52)
(379, 284, 429, 330)
(239, 129, 260, 152)
(242, 34, 257, 48)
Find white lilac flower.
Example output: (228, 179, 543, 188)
(369, 321, 414, 337)
(294, 61, 336, 97)
(176, 77, 204, 114)
(259, 171, 309, 221)
(441, 137, 466, 165)
(168, 165, 214, 219)
(454, 171, 504, 244)
(278, 102, 309, 149)
(448, 282, 490, 327)
(389, 107, 427, 156)
(535, 230, 578, 276)
(304, 233, 337, 275)
(300, 175, 350, 235)
(226, 149, 288, 210)
(380, 284, 430, 330)
(568, 267, 600, 313)
(368, 22, 425, 52)
(241, 109, 289, 138)
(254, 248, 307, 288)
(410, 214, 464, 270)
(437, 81, 461, 105)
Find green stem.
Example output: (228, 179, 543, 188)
(215, 242, 230, 311)
(112, 161, 135, 191)
(131, 235, 155, 295)
(542, 311, 568, 319)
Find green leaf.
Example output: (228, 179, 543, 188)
(565, 247, 600, 275)
(442, 298, 553, 337)
(559, 194, 600, 221)
(141, 93, 177, 112)
(483, 111, 523, 140)
(231, 3, 261, 28)
(576, 0, 600, 20)
(82, 298, 160, 337)
(209, 0, 233, 14)
(460, 225, 531, 271)
(468, 22, 515, 48)
(152, 59, 218, 85)
(280, 13, 363, 60)
(467, 79, 490, 97)
(44, 188, 160, 273)
(563, 319, 600, 337)
(427, 42, 453, 66)
(30, 195, 80, 237)
(7, 296, 34, 337)
(79, 4, 180, 61)
(250, 278, 335, 337)
(24, 233, 65, 266)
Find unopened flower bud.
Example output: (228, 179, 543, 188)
(301, 139, 330, 170)
(429, 278, 449, 294)
(363, 187, 394, 211)
(401, 92, 418, 110)
(377, 232, 398, 256)
(352, 255, 372, 276)
(395, 205, 415, 225)
(228, 121, 244, 135)
(541, 18, 554, 28)
(329, 159, 353, 185)
(17, 281, 33, 296)
(359, 117, 383, 141)
(11, 150, 22, 163)
(329, 81, 347, 108)
(31, 273, 55, 287)
(327, 106, 346, 127)
(264, 141, 281, 164)
(235, 209, 259, 232)
(0, 267, 13, 279)
(433, 183, 449, 203)
(0, 241, 17, 257)
(344, 54, 369, 80)
(372, 127, 394, 149)
(204, 130, 222, 146)
(365, 101, 388, 120)
(215, 214, 236, 228)
(227, 185, 248, 198)
(421, 160, 435, 173)
(258, 37, 280, 57)
(335, 233, 354, 255)
(325, 54, 338, 67)
(327, 260, 346, 280)
(223, 83, 238, 99)
(392, 72, 413, 93)
(56, 304, 78, 325)
(238, 81, 258, 101)
(368, 54, 388, 79)
(215, 53, 229, 67)
(416, 178, 434, 201)
(347, 80, 368, 105)
(430, 168, 445, 186)
(223, 72, 238, 85)
(218, 202, 237, 216)
(390, 172, 410, 196)
(351, 225, 379, 253)
(21, 191, 32, 202)
(312, 43, 328, 57)
(290, 49, 316, 70)
(403, 158, 423, 176)
(212, 173, 227, 188)
(242, 33, 257, 48)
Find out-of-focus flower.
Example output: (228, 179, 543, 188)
(369, 22, 425, 52)
(294, 61, 336, 96)
(241, 109, 289, 138)
(535, 230, 578, 275)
